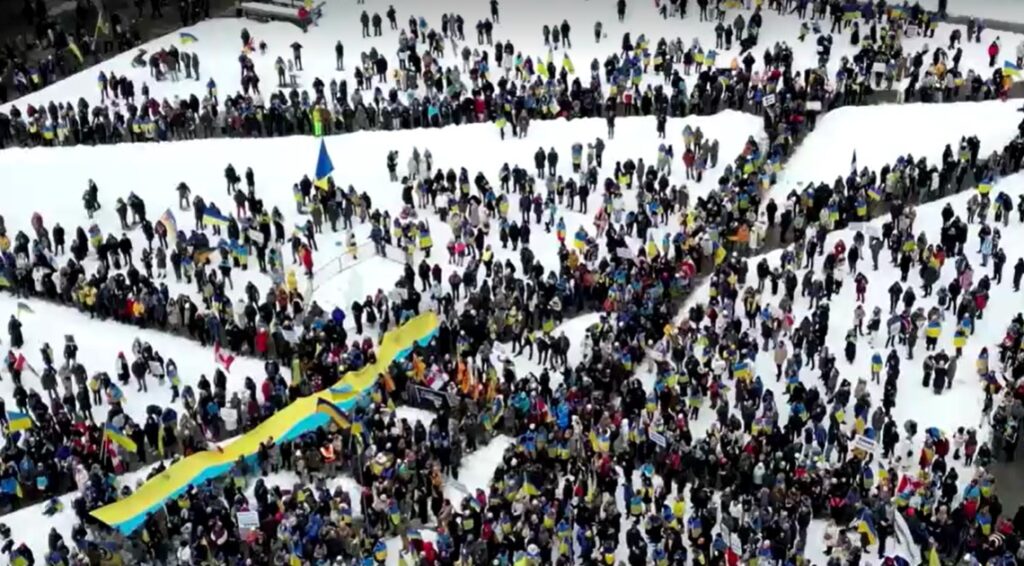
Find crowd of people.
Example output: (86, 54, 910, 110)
(0, 1, 1024, 566)
(0, 0, 215, 105)
(0, 0, 1019, 149)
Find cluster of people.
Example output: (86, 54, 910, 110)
(1, 0, 1017, 151)
(3, 1, 1024, 566)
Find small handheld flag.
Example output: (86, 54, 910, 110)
(179, 32, 199, 44)
(104, 423, 138, 452)
(16, 302, 33, 317)
(202, 206, 230, 228)
(7, 411, 33, 432)
(159, 209, 179, 243)
(316, 398, 351, 430)
(1004, 60, 1021, 78)
(314, 139, 334, 190)
(214, 343, 235, 372)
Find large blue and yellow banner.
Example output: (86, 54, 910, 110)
(91, 312, 439, 534)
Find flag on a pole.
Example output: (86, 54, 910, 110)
(159, 209, 179, 243)
(202, 206, 230, 227)
(1004, 60, 1021, 78)
(314, 139, 334, 190)
(104, 423, 138, 452)
(214, 343, 235, 372)
(851, 150, 857, 172)
(7, 411, 32, 432)
(316, 398, 351, 430)
(180, 32, 199, 44)
(16, 302, 33, 316)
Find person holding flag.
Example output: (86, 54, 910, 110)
(314, 139, 334, 190)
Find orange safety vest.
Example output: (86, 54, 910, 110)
(320, 444, 336, 463)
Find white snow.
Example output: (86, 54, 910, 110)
(918, 0, 1024, 24)
(781, 101, 1024, 191)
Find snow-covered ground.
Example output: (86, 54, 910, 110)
(780, 101, 1024, 191)
(0, 292, 266, 427)
(0, 111, 761, 338)
(4, 0, 1020, 118)
(919, 0, 1024, 23)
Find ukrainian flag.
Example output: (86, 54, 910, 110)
(0, 275, 9, 288)
(978, 512, 992, 535)
(373, 540, 387, 561)
(867, 185, 883, 201)
(590, 431, 610, 453)
(0, 477, 23, 498)
(329, 382, 354, 399)
(7, 411, 32, 432)
(316, 399, 351, 430)
(68, 41, 83, 63)
(202, 207, 229, 227)
(520, 476, 541, 496)
(104, 424, 138, 452)
(733, 360, 751, 380)
(856, 508, 878, 546)
(314, 139, 334, 189)
(16, 302, 33, 316)
(1005, 60, 1021, 78)
(179, 32, 198, 44)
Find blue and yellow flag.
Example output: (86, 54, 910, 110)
(104, 424, 138, 452)
(732, 360, 751, 379)
(0, 477, 23, 498)
(314, 139, 334, 189)
(68, 41, 84, 63)
(316, 399, 351, 430)
(1004, 60, 1021, 78)
(7, 411, 32, 432)
(180, 32, 198, 44)
(856, 508, 878, 546)
(519, 476, 541, 496)
(202, 207, 229, 227)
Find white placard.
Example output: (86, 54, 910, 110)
(649, 429, 668, 447)
(222, 408, 239, 432)
(852, 434, 877, 452)
(237, 510, 259, 538)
